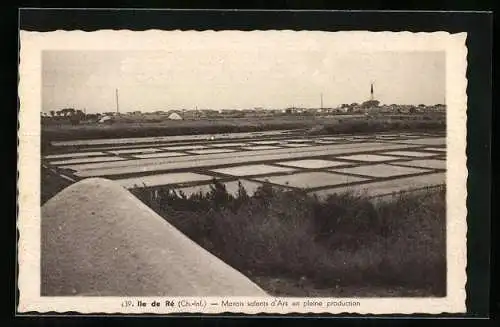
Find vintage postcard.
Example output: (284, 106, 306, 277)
(18, 29, 467, 314)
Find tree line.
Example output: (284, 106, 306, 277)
(43, 108, 105, 125)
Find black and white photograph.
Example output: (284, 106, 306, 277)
(18, 28, 468, 314)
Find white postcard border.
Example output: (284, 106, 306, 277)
(18, 30, 468, 314)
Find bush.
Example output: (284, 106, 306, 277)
(132, 181, 447, 296)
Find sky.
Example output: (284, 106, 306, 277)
(42, 49, 445, 113)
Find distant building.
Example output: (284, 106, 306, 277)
(168, 112, 183, 120)
(98, 116, 113, 124)
(361, 100, 380, 109)
(433, 104, 446, 112)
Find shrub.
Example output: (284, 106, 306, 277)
(132, 181, 447, 296)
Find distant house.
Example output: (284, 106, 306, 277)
(98, 116, 113, 124)
(168, 112, 183, 120)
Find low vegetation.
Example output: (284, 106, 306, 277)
(41, 167, 74, 205)
(41, 114, 445, 153)
(314, 116, 445, 136)
(130, 180, 446, 297)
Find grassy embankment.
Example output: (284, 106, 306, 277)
(41, 114, 445, 151)
(41, 167, 74, 204)
(130, 180, 446, 297)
